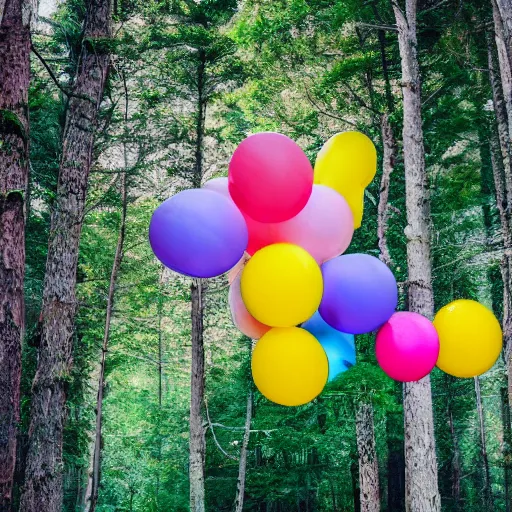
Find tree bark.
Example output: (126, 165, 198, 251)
(19, 1, 111, 510)
(493, 0, 512, 151)
(502, 386, 512, 512)
(189, 50, 207, 512)
(488, 30, 512, 421)
(356, 402, 380, 512)
(392, 1, 441, 511)
(475, 377, 493, 510)
(189, 280, 206, 512)
(234, 381, 253, 512)
(378, 113, 396, 268)
(0, 0, 31, 507)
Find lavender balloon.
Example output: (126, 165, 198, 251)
(319, 254, 397, 334)
(149, 189, 248, 278)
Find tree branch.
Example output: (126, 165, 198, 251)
(304, 88, 360, 129)
(205, 400, 239, 461)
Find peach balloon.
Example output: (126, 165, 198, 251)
(228, 273, 270, 339)
(227, 252, 250, 285)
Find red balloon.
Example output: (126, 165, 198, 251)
(228, 133, 313, 223)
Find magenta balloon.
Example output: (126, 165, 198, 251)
(228, 273, 270, 339)
(376, 312, 439, 382)
(149, 189, 248, 278)
(228, 133, 313, 223)
(319, 254, 398, 334)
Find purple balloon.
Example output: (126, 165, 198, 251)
(149, 189, 248, 278)
(319, 254, 397, 334)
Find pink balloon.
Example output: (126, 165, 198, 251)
(203, 179, 353, 263)
(246, 185, 354, 263)
(203, 177, 231, 198)
(228, 133, 313, 223)
(376, 312, 440, 382)
(228, 273, 270, 339)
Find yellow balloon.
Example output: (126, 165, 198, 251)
(240, 243, 323, 327)
(314, 131, 377, 228)
(433, 299, 502, 378)
(252, 327, 328, 406)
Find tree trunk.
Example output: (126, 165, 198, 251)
(84, 69, 130, 512)
(84, 170, 128, 512)
(392, 2, 441, 511)
(489, 29, 512, 419)
(445, 377, 461, 511)
(378, 113, 396, 268)
(189, 51, 207, 512)
(0, 0, 31, 507)
(356, 402, 380, 512)
(475, 377, 493, 510)
(19, 1, 111, 509)
(234, 382, 253, 512)
(502, 386, 512, 512)
(156, 269, 164, 510)
(190, 280, 206, 512)
(493, 0, 512, 151)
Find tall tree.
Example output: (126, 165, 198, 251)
(355, 402, 380, 512)
(392, 0, 441, 510)
(234, 342, 254, 512)
(475, 377, 493, 510)
(492, 0, 512, 147)
(190, 278, 205, 512)
(84, 93, 129, 511)
(490, 3, 512, 412)
(20, 0, 111, 508)
(0, 0, 32, 506)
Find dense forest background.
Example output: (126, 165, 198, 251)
(2, 0, 512, 510)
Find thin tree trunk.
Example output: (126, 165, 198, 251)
(392, 1, 441, 511)
(502, 386, 512, 512)
(0, 0, 31, 506)
(378, 113, 396, 268)
(355, 402, 380, 512)
(475, 377, 493, 510)
(156, 272, 164, 510)
(234, 381, 253, 512)
(85, 174, 128, 512)
(445, 376, 461, 511)
(20, 1, 111, 509)
(189, 51, 207, 512)
(84, 70, 130, 512)
(189, 280, 206, 512)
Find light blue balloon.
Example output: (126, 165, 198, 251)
(302, 311, 356, 382)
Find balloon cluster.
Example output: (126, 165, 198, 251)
(149, 131, 503, 408)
